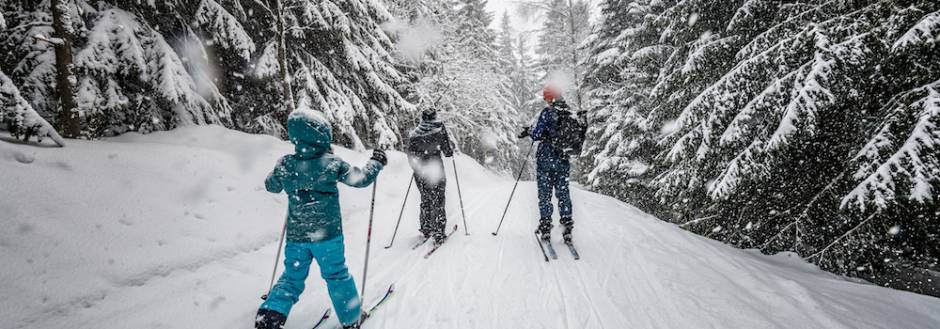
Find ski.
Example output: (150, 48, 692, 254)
(423, 225, 459, 259)
(312, 284, 395, 329)
(565, 241, 580, 260)
(361, 283, 395, 322)
(309, 308, 332, 329)
(534, 232, 549, 262)
(534, 232, 558, 260)
(544, 238, 558, 260)
(410, 236, 429, 250)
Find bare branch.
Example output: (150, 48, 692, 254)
(805, 213, 879, 262)
(679, 215, 718, 228)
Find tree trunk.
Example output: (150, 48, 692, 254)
(566, 0, 582, 111)
(51, 0, 80, 138)
(274, 0, 294, 121)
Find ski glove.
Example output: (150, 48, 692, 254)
(371, 149, 388, 166)
(518, 126, 531, 139)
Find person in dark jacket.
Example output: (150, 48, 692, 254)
(518, 86, 574, 243)
(407, 109, 455, 245)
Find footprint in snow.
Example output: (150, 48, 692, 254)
(13, 151, 35, 164)
(16, 223, 34, 234)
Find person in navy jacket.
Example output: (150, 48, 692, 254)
(518, 86, 574, 243)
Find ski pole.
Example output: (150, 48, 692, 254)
(452, 157, 469, 235)
(359, 175, 379, 323)
(261, 210, 289, 300)
(492, 142, 536, 236)
(384, 176, 414, 249)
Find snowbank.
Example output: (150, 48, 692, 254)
(1, 126, 938, 329)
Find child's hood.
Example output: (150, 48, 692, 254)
(287, 107, 332, 159)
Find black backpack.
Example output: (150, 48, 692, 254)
(551, 108, 587, 157)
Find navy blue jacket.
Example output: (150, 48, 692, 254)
(530, 105, 569, 168)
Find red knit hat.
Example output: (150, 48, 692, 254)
(543, 85, 560, 103)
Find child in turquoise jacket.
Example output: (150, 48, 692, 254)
(256, 108, 386, 329)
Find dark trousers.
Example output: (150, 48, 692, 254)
(536, 158, 573, 220)
(414, 167, 447, 239)
(535, 154, 573, 235)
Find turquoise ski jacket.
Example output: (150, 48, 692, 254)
(265, 109, 383, 242)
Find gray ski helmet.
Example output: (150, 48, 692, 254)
(421, 108, 438, 121)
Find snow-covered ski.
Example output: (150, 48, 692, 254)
(565, 241, 580, 260)
(309, 308, 331, 329)
(410, 236, 430, 250)
(534, 232, 558, 261)
(423, 225, 459, 259)
(544, 238, 558, 260)
(311, 284, 395, 329)
(357, 283, 395, 326)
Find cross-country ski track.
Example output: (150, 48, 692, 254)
(2, 126, 939, 329)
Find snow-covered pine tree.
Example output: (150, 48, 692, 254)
(248, 0, 414, 149)
(532, 0, 591, 110)
(1, 1, 236, 137)
(582, 0, 940, 294)
(75, 7, 234, 135)
(455, 0, 498, 60)
(0, 68, 65, 146)
(497, 11, 539, 125)
(1, 5, 58, 120)
(2, 0, 415, 149)
(385, 0, 525, 171)
(580, 0, 666, 209)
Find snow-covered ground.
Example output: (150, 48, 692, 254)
(2, 126, 939, 329)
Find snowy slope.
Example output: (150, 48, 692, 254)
(2, 126, 939, 329)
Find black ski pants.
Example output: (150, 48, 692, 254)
(414, 159, 447, 240)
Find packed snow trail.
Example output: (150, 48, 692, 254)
(2, 127, 940, 329)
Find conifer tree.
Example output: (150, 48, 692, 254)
(533, 0, 591, 110)
(580, 0, 940, 293)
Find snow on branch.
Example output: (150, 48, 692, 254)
(0, 69, 65, 146)
(31, 34, 65, 45)
(734, 0, 840, 62)
(893, 10, 940, 51)
(765, 30, 835, 151)
(253, 41, 280, 78)
(727, 0, 774, 32)
(194, 0, 256, 60)
(75, 9, 230, 130)
(842, 80, 940, 211)
(75, 9, 147, 76)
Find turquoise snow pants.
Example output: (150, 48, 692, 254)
(259, 236, 361, 326)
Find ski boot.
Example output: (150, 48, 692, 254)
(255, 309, 286, 329)
(430, 219, 446, 245)
(419, 224, 431, 240)
(432, 232, 446, 246)
(342, 312, 369, 328)
(560, 217, 574, 244)
(535, 217, 553, 241)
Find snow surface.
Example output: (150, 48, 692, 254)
(2, 126, 940, 329)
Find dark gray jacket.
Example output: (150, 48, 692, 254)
(408, 120, 454, 158)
